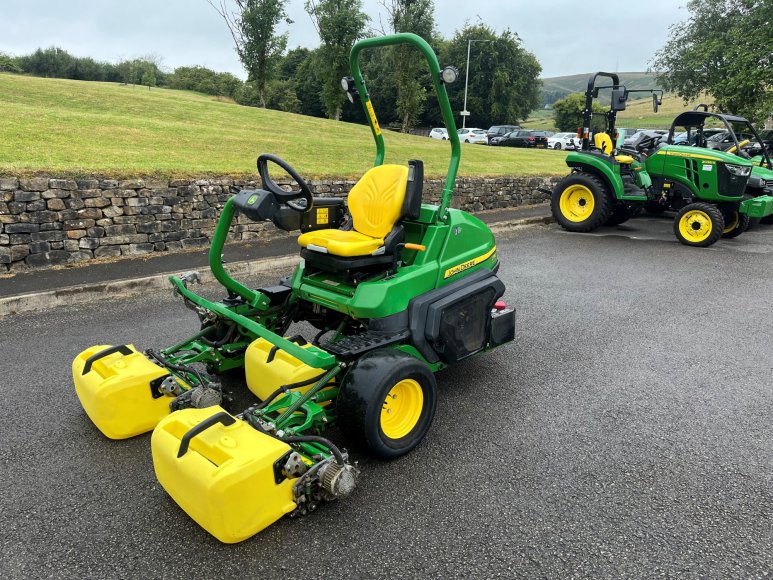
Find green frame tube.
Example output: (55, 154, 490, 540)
(349, 32, 461, 221)
(207, 198, 268, 310)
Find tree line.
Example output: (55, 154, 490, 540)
(0, 0, 542, 131)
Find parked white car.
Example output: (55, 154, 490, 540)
(547, 132, 579, 150)
(457, 128, 489, 144)
(429, 127, 448, 140)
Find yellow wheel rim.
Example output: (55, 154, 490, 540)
(723, 212, 739, 234)
(380, 379, 423, 440)
(678, 210, 713, 242)
(559, 184, 595, 222)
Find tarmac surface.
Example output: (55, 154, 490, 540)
(1, 215, 772, 578)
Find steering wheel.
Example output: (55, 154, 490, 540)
(257, 153, 313, 213)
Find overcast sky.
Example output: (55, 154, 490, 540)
(1, 0, 689, 78)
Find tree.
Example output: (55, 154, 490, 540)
(552, 93, 606, 132)
(651, 0, 773, 124)
(305, 0, 369, 120)
(381, 0, 436, 131)
(440, 24, 541, 129)
(0, 52, 22, 73)
(208, 0, 291, 107)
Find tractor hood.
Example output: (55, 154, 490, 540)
(653, 144, 755, 168)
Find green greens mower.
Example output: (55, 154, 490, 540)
(550, 72, 773, 247)
(662, 106, 773, 226)
(71, 33, 515, 544)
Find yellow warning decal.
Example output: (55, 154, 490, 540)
(365, 100, 382, 136)
(316, 207, 329, 223)
(443, 246, 497, 279)
(655, 150, 719, 162)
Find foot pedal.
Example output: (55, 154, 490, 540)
(323, 330, 409, 359)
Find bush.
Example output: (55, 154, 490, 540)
(168, 66, 242, 98)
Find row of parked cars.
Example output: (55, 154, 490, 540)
(429, 125, 581, 149)
(428, 125, 762, 151)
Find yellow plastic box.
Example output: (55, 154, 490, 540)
(152, 406, 297, 543)
(72, 344, 172, 439)
(244, 337, 330, 399)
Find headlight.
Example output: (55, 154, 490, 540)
(725, 164, 752, 177)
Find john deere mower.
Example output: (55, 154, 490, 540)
(550, 72, 773, 247)
(71, 33, 515, 544)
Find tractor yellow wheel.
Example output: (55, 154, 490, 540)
(721, 211, 750, 239)
(678, 210, 713, 242)
(559, 184, 596, 222)
(673, 202, 724, 247)
(550, 173, 611, 232)
(337, 349, 437, 459)
(722, 212, 739, 234)
(380, 379, 424, 440)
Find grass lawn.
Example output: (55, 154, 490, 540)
(0, 74, 567, 179)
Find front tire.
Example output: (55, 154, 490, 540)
(337, 349, 437, 459)
(551, 172, 612, 232)
(554, 143, 562, 150)
(673, 203, 725, 247)
(721, 210, 750, 239)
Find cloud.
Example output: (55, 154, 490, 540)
(1, 0, 688, 78)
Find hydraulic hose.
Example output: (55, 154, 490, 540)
(252, 371, 330, 411)
(199, 323, 237, 348)
(280, 435, 345, 466)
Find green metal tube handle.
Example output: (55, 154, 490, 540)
(349, 33, 461, 222)
(207, 197, 267, 309)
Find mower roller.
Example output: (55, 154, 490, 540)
(550, 72, 773, 247)
(72, 33, 516, 543)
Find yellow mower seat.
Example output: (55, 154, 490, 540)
(298, 164, 409, 257)
(594, 133, 614, 154)
(593, 133, 635, 164)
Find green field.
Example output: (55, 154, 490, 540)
(0, 74, 568, 179)
(541, 71, 662, 100)
(525, 91, 702, 131)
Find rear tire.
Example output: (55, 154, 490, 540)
(551, 172, 612, 232)
(673, 203, 725, 247)
(721, 210, 750, 239)
(337, 349, 437, 460)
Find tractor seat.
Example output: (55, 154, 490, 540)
(594, 133, 635, 164)
(297, 161, 423, 272)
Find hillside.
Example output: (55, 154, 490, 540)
(541, 71, 663, 105)
(526, 90, 703, 131)
(0, 74, 567, 179)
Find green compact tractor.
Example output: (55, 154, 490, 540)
(71, 33, 515, 543)
(550, 72, 773, 247)
(662, 107, 773, 226)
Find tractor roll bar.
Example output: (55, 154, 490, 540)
(582, 72, 621, 151)
(349, 33, 460, 222)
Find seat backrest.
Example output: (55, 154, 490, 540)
(348, 164, 409, 239)
(594, 133, 613, 154)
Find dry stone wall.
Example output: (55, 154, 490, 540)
(0, 175, 558, 272)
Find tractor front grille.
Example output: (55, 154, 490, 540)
(716, 163, 748, 199)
